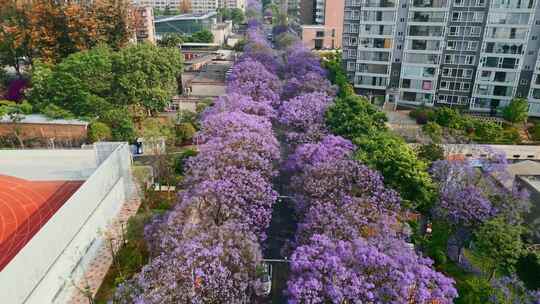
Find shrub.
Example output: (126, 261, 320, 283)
(88, 121, 112, 142)
(473, 121, 503, 143)
(173, 148, 198, 176)
(423, 122, 443, 143)
(435, 107, 460, 127)
(530, 123, 540, 141)
(417, 143, 445, 163)
(101, 108, 136, 142)
(41, 104, 73, 119)
(176, 122, 197, 145)
(501, 127, 521, 144)
(503, 98, 528, 124)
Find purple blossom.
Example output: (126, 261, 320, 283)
(287, 234, 458, 304)
(278, 92, 333, 144)
(201, 93, 276, 120)
(430, 154, 530, 226)
(282, 43, 327, 79)
(227, 58, 281, 104)
(197, 111, 274, 143)
(282, 72, 337, 100)
(4, 78, 28, 102)
(116, 224, 264, 303)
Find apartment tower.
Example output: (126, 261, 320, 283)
(343, 0, 540, 115)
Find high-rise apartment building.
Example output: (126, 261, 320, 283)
(343, 0, 540, 115)
(301, 0, 345, 49)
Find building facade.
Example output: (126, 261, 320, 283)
(133, 0, 245, 12)
(134, 6, 157, 44)
(301, 0, 345, 49)
(219, 0, 246, 10)
(343, 0, 540, 115)
(154, 11, 217, 37)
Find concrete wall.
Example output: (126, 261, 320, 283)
(0, 143, 133, 304)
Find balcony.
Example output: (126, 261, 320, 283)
(355, 75, 389, 87)
(410, 12, 446, 22)
(358, 51, 391, 62)
(362, 0, 397, 7)
(408, 25, 444, 37)
(491, 0, 535, 9)
(360, 25, 394, 36)
(484, 42, 524, 55)
(411, 0, 449, 8)
(359, 38, 393, 49)
(405, 53, 440, 64)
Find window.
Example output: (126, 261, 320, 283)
(440, 81, 448, 89)
(533, 36, 538, 40)
(316, 31, 325, 38)
(449, 26, 458, 36)
(520, 79, 528, 85)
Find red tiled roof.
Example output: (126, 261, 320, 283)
(0, 175, 83, 270)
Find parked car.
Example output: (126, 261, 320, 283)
(260, 262, 272, 296)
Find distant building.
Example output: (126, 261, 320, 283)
(0, 114, 88, 147)
(154, 11, 217, 37)
(212, 20, 233, 45)
(300, 0, 344, 50)
(190, 0, 219, 13)
(132, 0, 182, 10)
(219, 0, 246, 10)
(299, 0, 314, 24)
(134, 6, 157, 44)
(0, 142, 137, 303)
(133, 0, 246, 12)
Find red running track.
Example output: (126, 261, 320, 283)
(0, 175, 83, 271)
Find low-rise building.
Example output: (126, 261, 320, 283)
(0, 142, 138, 303)
(0, 114, 88, 147)
(154, 11, 217, 38)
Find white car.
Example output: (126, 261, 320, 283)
(260, 262, 272, 296)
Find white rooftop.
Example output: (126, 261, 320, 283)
(0, 114, 88, 126)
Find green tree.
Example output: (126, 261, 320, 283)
(230, 8, 245, 24)
(474, 217, 524, 279)
(416, 143, 445, 163)
(28, 46, 114, 118)
(457, 277, 496, 304)
(326, 94, 387, 137)
(88, 121, 112, 142)
(100, 108, 136, 142)
(503, 98, 529, 124)
(188, 30, 214, 43)
(112, 43, 183, 114)
(158, 33, 184, 48)
(354, 132, 435, 211)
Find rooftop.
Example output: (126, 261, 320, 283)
(0, 114, 88, 126)
(0, 175, 83, 270)
(154, 11, 217, 22)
